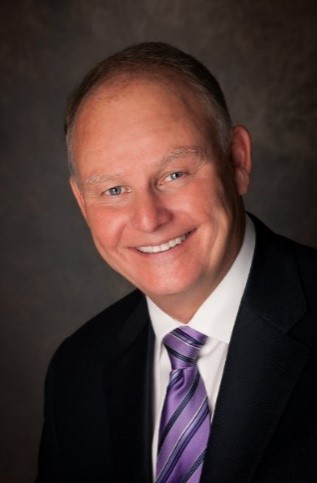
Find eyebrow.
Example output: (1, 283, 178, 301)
(82, 146, 208, 186)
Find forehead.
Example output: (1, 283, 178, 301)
(74, 76, 210, 134)
(70, 77, 213, 177)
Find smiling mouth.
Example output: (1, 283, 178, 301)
(136, 231, 192, 254)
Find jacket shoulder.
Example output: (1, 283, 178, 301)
(272, 229, 317, 282)
(50, 289, 145, 370)
(251, 214, 317, 273)
(291, 239, 317, 299)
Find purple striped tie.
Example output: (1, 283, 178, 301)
(156, 326, 211, 483)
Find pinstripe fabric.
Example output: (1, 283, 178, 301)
(156, 327, 211, 483)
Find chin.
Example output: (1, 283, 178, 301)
(139, 274, 202, 300)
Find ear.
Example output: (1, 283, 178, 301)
(69, 176, 88, 222)
(228, 125, 252, 196)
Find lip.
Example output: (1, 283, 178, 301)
(131, 229, 195, 255)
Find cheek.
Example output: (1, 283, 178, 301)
(178, 177, 225, 221)
(85, 206, 126, 251)
(182, 179, 234, 249)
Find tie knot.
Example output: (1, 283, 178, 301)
(163, 326, 207, 370)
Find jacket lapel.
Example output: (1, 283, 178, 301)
(201, 218, 310, 482)
(105, 295, 154, 482)
(201, 302, 309, 482)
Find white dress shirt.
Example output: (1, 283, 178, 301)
(146, 216, 256, 475)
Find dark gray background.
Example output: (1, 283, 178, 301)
(1, 0, 316, 481)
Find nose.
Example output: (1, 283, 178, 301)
(130, 190, 172, 233)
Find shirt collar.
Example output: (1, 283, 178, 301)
(147, 215, 256, 346)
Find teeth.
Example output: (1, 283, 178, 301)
(137, 233, 189, 253)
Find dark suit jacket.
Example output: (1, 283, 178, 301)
(36, 217, 317, 482)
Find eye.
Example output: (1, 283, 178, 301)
(166, 171, 184, 181)
(104, 186, 127, 196)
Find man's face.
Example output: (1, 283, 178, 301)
(70, 78, 251, 310)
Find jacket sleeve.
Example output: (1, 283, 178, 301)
(35, 354, 64, 482)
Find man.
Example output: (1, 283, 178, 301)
(37, 43, 317, 482)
